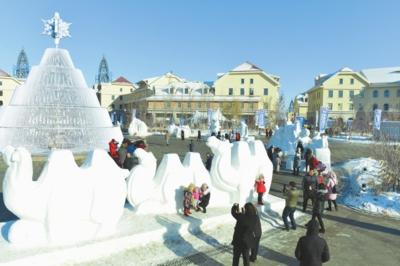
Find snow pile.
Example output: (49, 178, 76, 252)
(2, 146, 129, 246)
(128, 118, 149, 137)
(337, 158, 400, 218)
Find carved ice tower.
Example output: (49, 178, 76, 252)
(0, 12, 123, 153)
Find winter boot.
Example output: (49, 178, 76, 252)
(184, 209, 190, 216)
(203, 207, 206, 213)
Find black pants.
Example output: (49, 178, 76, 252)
(303, 192, 314, 212)
(250, 236, 261, 261)
(257, 193, 264, 204)
(328, 199, 338, 210)
(293, 167, 300, 175)
(282, 206, 297, 229)
(312, 213, 325, 232)
(232, 245, 250, 266)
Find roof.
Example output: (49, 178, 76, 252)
(313, 66, 362, 87)
(141, 72, 185, 85)
(231, 61, 262, 72)
(113, 76, 132, 84)
(360, 67, 400, 84)
(0, 69, 11, 77)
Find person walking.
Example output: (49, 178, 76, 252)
(165, 130, 170, 146)
(326, 171, 339, 211)
(312, 183, 328, 233)
(273, 148, 282, 173)
(293, 147, 302, 176)
(295, 219, 330, 266)
(305, 148, 313, 172)
(296, 140, 304, 157)
(189, 139, 194, 152)
(205, 153, 213, 171)
(302, 170, 316, 212)
(181, 129, 185, 140)
(197, 130, 201, 142)
(282, 181, 300, 231)
(231, 202, 259, 266)
(117, 139, 129, 168)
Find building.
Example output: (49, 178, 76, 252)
(0, 69, 23, 106)
(214, 61, 280, 115)
(125, 72, 212, 124)
(306, 67, 369, 124)
(96, 76, 137, 111)
(95, 56, 137, 111)
(293, 93, 308, 118)
(353, 67, 400, 119)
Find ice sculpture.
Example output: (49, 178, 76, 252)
(309, 133, 331, 169)
(207, 136, 273, 205)
(0, 48, 122, 153)
(128, 118, 149, 137)
(167, 124, 191, 138)
(2, 146, 129, 245)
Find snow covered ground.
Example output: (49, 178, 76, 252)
(335, 158, 400, 218)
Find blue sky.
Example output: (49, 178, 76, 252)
(1, 0, 400, 101)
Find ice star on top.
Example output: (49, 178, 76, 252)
(42, 12, 71, 48)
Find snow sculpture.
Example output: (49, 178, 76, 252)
(2, 146, 128, 245)
(239, 120, 249, 139)
(128, 117, 149, 137)
(209, 110, 221, 135)
(207, 136, 273, 205)
(126, 148, 157, 208)
(310, 133, 331, 170)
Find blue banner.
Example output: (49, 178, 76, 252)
(319, 107, 329, 132)
(207, 109, 212, 126)
(258, 109, 265, 128)
(374, 109, 382, 130)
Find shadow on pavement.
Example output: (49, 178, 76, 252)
(324, 213, 400, 236)
(258, 245, 298, 266)
(187, 215, 224, 250)
(155, 215, 224, 266)
(0, 193, 18, 222)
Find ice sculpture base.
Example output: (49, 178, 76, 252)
(0, 196, 287, 265)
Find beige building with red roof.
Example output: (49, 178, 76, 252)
(96, 76, 137, 111)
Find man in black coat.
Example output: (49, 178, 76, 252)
(249, 212, 262, 262)
(295, 219, 330, 266)
(231, 203, 259, 266)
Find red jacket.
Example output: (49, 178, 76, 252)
(255, 180, 266, 193)
(310, 156, 319, 170)
(109, 141, 118, 158)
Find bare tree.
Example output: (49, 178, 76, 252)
(352, 109, 372, 135)
(373, 136, 400, 192)
(269, 94, 286, 127)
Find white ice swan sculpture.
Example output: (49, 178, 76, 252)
(2, 146, 129, 245)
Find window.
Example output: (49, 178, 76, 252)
(204, 89, 208, 94)
(111, 104, 115, 109)
(350, 78, 354, 85)
(338, 90, 343, 98)
(250, 78, 254, 84)
(339, 78, 343, 84)
(184, 88, 189, 94)
(130, 88, 133, 92)
(249, 88, 254, 96)
(169, 88, 174, 94)
(241, 78, 244, 84)
(119, 96, 123, 100)
(328, 90, 333, 98)
(0, 100, 2, 105)
(397, 89, 400, 97)
(349, 90, 354, 97)
(373, 90, 379, 98)
(328, 103, 333, 110)
(263, 88, 268, 95)
(120, 88, 123, 92)
(384, 103, 389, 111)
(338, 103, 342, 111)
(349, 103, 354, 110)
(0, 81, 2, 86)
(111, 95, 115, 100)
(384, 90, 390, 98)
(360, 90, 365, 97)
(373, 103, 378, 110)
(229, 88, 233, 95)
(240, 88, 245, 96)
(0, 91, 2, 96)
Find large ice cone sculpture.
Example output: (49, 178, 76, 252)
(0, 48, 123, 153)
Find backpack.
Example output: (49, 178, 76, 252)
(332, 184, 337, 194)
